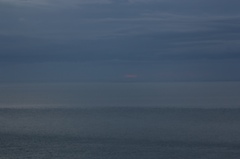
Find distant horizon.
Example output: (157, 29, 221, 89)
(1, 82, 240, 109)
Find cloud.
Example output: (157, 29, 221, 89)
(0, 0, 111, 8)
(1, 0, 240, 65)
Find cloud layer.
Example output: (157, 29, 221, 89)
(1, 0, 240, 82)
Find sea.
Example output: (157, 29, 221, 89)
(0, 82, 240, 159)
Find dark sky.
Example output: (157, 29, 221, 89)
(1, 0, 240, 82)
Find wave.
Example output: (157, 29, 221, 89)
(1, 107, 240, 144)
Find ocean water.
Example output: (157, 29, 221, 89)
(1, 82, 240, 158)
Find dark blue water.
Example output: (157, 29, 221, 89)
(1, 82, 240, 158)
(1, 108, 240, 159)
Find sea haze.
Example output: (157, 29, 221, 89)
(1, 82, 240, 159)
(0, 82, 240, 108)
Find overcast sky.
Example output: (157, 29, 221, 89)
(1, 0, 240, 82)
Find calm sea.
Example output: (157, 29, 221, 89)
(0, 82, 240, 158)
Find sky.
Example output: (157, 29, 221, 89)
(1, 0, 240, 82)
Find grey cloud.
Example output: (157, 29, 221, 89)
(1, 0, 240, 82)
(0, 0, 112, 7)
(2, 1, 240, 40)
